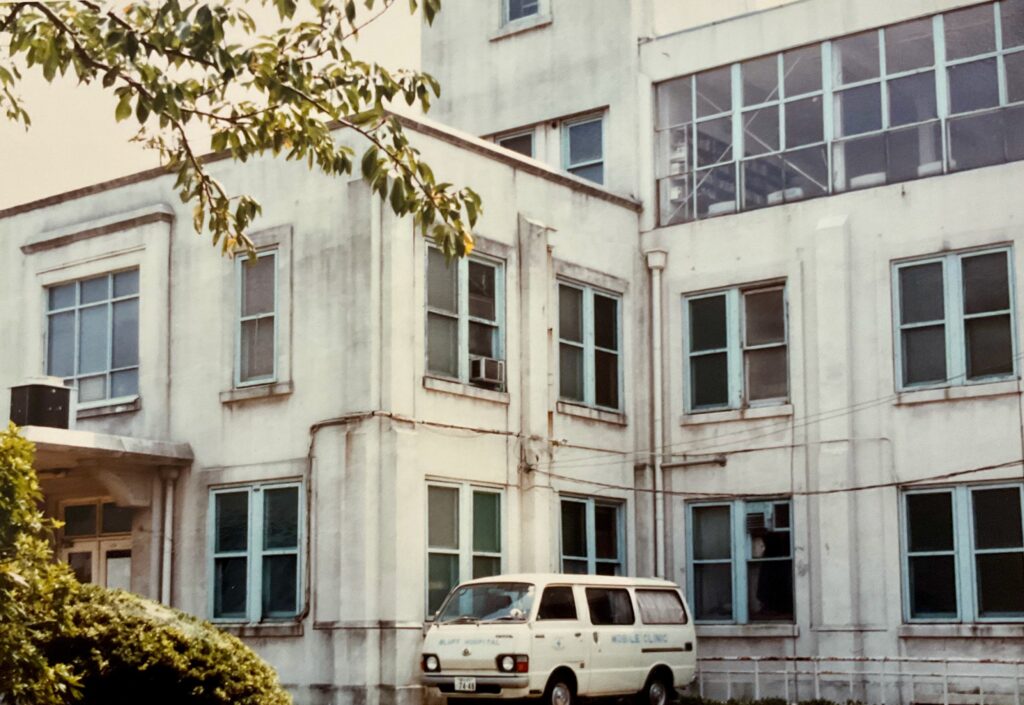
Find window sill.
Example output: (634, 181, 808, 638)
(216, 622, 304, 638)
(898, 623, 1024, 639)
(422, 376, 510, 405)
(77, 396, 140, 419)
(681, 403, 793, 427)
(894, 379, 1019, 407)
(219, 381, 294, 405)
(489, 14, 552, 42)
(557, 401, 627, 426)
(696, 624, 799, 639)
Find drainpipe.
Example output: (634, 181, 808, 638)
(160, 467, 179, 605)
(149, 475, 164, 601)
(646, 249, 668, 579)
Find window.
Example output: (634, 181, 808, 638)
(62, 500, 133, 537)
(687, 499, 794, 623)
(893, 247, 1015, 389)
(902, 484, 1024, 621)
(427, 485, 503, 614)
(236, 251, 277, 386)
(426, 249, 505, 387)
(636, 589, 689, 624)
(210, 483, 301, 622)
(560, 497, 624, 575)
(538, 585, 578, 620)
(585, 587, 635, 625)
(559, 282, 621, 409)
(497, 131, 534, 158)
(655, 0, 1024, 225)
(684, 284, 788, 412)
(46, 270, 139, 404)
(563, 115, 604, 184)
(505, 0, 539, 23)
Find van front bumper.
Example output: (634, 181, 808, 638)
(422, 673, 530, 695)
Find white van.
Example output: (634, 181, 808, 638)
(421, 574, 696, 705)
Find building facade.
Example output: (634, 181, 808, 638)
(1, 0, 1023, 703)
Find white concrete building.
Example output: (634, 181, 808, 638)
(1, 0, 1023, 703)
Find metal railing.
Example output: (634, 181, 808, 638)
(695, 655, 1024, 705)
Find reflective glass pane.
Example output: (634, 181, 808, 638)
(1003, 0, 1024, 48)
(47, 311, 75, 378)
(887, 121, 944, 183)
(264, 487, 299, 550)
(593, 294, 618, 350)
(101, 503, 132, 534)
(944, 3, 996, 60)
(784, 45, 822, 97)
(743, 106, 779, 157)
(885, 18, 934, 73)
(594, 351, 619, 409)
(963, 252, 1010, 314)
(241, 255, 274, 317)
(64, 504, 97, 536)
(473, 492, 500, 553)
(783, 145, 829, 200)
(1007, 105, 1024, 161)
(569, 163, 603, 184)
(111, 299, 139, 368)
(594, 504, 619, 559)
(833, 31, 880, 84)
(694, 563, 732, 620)
(973, 488, 1024, 549)
(696, 66, 732, 117)
(949, 109, 1006, 171)
(215, 491, 248, 552)
(215, 557, 247, 618)
(659, 174, 694, 225)
(586, 587, 635, 625)
(903, 325, 948, 385)
(563, 559, 588, 574)
(507, 0, 538, 21)
(743, 155, 784, 210)
(77, 376, 106, 403)
(468, 322, 496, 358)
(79, 305, 109, 375)
(636, 590, 687, 624)
(900, 262, 944, 323)
(746, 347, 788, 401)
(499, 133, 533, 157)
(785, 96, 823, 148)
(262, 554, 297, 615)
(742, 55, 778, 106)
(747, 559, 794, 621)
(561, 501, 587, 557)
(834, 133, 887, 191)
(427, 248, 457, 313)
(67, 552, 93, 583)
(80, 276, 109, 304)
(559, 285, 582, 342)
(113, 269, 139, 297)
(661, 124, 693, 175)
(657, 76, 693, 128)
(426, 313, 458, 377)
(105, 550, 131, 591)
(695, 164, 737, 218)
(745, 289, 785, 345)
(428, 486, 459, 549)
(909, 555, 958, 617)
(690, 295, 727, 351)
(568, 119, 602, 165)
(907, 492, 954, 552)
(240, 317, 274, 381)
(111, 369, 138, 398)
(697, 116, 733, 166)
(889, 71, 937, 127)
(977, 553, 1024, 617)
(1008, 52, 1024, 103)
(693, 505, 731, 560)
(966, 314, 1013, 378)
(691, 353, 729, 408)
(428, 554, 459, 614)
(835, 84, 882, 137)
(559, 344, 584, 401)
(468, 261, 496, 320)
(473, 556, 501, 579)
(948, 59, 999, 114)
(49, 283, 75, 310)
(539, 586, 578, 620)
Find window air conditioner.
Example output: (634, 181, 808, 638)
(746, 505, 775, 533)
(470, 357, 505, 386)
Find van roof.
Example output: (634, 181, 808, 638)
(459, 573, 679, 589)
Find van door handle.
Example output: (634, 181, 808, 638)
(684, 642, 693, 652)
(592, 632, 599, 643)
(574, 632, 581, 637)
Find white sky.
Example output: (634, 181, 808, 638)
(0, 4, 421, 210)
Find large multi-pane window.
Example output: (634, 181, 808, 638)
(687, 499, 794, 623)
(427, 485, 503, 614)
(656, 0, 1024, 225)
(560, 497, 624, 575)
(684, 284, 788, 412)
(893, 247, 1015, 389)
(559, 282, 621, 409)
(210, 483, 301, 622)
(902, 484, 1024, 621)
(426, 249, 505, 386)
(236, 252, 277, 386)
(563, 115, 604, 184)
(46, 270, 140, 404)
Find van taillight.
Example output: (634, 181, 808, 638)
(514, 655, 529, 673)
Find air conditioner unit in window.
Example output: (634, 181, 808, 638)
(746, 505, 775, 533)
(470, 357, 504, 386)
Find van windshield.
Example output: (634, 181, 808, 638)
(436, 582, 536, 623)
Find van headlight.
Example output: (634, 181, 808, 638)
(499, 655, 515, 672)
(422, 654, 440, 672)
(496, 654, 529, 673)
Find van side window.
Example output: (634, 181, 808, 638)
(585, 587, 635, 625)
(538, 586, 578, 620)
(636, 589, 689, 624)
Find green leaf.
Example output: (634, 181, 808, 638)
(115, 94, 132, 122)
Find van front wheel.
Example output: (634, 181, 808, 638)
(543, 674, 576, 705)
(638, 673, 671, 705)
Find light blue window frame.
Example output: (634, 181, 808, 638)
(900, 483, 1024, 623)
(559, 496, 626, 575)
(686, 498, 794, 624)
(557, 280, 623, 410)
(891, 246, 1017, 391)
(208, 481, 304, 624)
(682, 283, 789, 413)
(562, 113, 605, 183)
(234, 250, 278, 387)
(424, 249, 506, 385)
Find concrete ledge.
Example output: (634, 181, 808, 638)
(77, 396, 141, 419)
(681, 403, 793, 426)
(557, 400, 627, 426)
(696, 624, 799, 638)
(218, 622, 303, 638)
(894, 379, 1020, 407)
(21, 425, 192, 469)
(422, 376, 510, 405)
(21, 204, 174, 254)
(490, 14, 553, 42)
(220, 381, 294, 404)
(898, 624, 1024, 639)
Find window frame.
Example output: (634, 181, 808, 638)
(559, 496, 626, 575)
(234, 250, 279, 388)
(561, 113, 605, 184)
(557, 280, 623, 411)
(891, 245, 1017, 391)
(682, 282, 789, 413)
(496, 129, 536, 158)
(686, 498, 795, 624)
(900, 483, 1024, 624)
(424, 248, 506, 387)
(207, 480, 304, 624)
(502, 0, 541, 25)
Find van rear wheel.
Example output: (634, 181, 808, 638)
(543, 675, 575, 705)
(638, 673, 671, 705)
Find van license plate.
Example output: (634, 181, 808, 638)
(454, 678, 476, 692)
